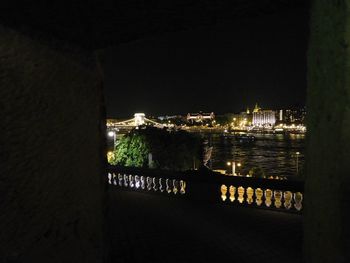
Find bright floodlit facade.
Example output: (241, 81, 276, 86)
(187, 112, 215, 123)
(252, 110, 276, 127)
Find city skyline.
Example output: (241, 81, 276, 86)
(107, 103, 306, 119)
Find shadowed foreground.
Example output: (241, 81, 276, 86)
(108, 188, 302, 263)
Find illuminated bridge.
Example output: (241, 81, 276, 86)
(107, 113, 169, 131)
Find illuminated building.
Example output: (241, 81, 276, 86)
(252, 110, 276, 127)
(187, 112, 215, 123)
(279, 109, 283, 121)
(253, 103, 261, 113)
(252, 104, 276, 127)
(282, 107, 306, 124)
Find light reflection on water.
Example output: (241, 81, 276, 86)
(204, 133, 305, 177)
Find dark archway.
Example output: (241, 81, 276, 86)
(2, 1, 348, 262)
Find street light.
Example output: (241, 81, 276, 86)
(296, 152, 300, 175)
(236, 162, 242, 175)
(227, 161, 236, 176)
(108, 130, 117, 150)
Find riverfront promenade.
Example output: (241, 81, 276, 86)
(108, 188, 303, 263)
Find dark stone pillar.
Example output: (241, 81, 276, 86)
(0, 26, 107, 262)
(305, 1, 350, 262)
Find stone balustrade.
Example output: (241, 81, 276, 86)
(108, 172, 187, 195)
(107, 166, 304, 213)
(220, 184, 303, 211)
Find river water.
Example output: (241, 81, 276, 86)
(114, 129, 306, 177)
(202, 132, 305, 177)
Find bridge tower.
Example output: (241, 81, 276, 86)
(134, 113, 145, 126)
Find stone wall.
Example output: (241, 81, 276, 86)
(0, 26, 107, 262)
(305, 1, 350, 262)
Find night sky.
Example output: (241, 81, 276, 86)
(103, 7, 309, 118)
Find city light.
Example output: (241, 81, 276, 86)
(134, 113, 146, 126)
(227, 161, 237, 176)
(236, 163, 242, 175)
(295, 152, 300, 175)
(108, 130, 118, 150)
(106, 108, 305, 179)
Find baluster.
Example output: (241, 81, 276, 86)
(255, 188, 263, 206)
(112, 173, 117, 185)
(274, 190, 282, 208)
(146, 177, 152, 191)
(246, 187, 254, 205)
(135, 175, 140, 189)
(283, 191, 292, 209)
(123, 174, 129, 187)
(107, 173, 112, 184)
(166, 179, 172, 193)
(129, 175, 134, 188)
(237, 186, 245, 203)
(159, 178, 164, 192)
(173, 180, 178, 194)
(220, 184, 228, 201)
(140, 176, 146, 190)
(229, 186, 236, 202)
(118, 173, 123, 187)
(153, 177, 158, 191)
(264, 189, 273, 207)
(293, 192, 303, 211)
(180, 180, 186, 194)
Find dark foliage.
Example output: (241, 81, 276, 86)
(111, 126, 203, 171)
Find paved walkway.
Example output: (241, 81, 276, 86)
(108, 188, 303, 263)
